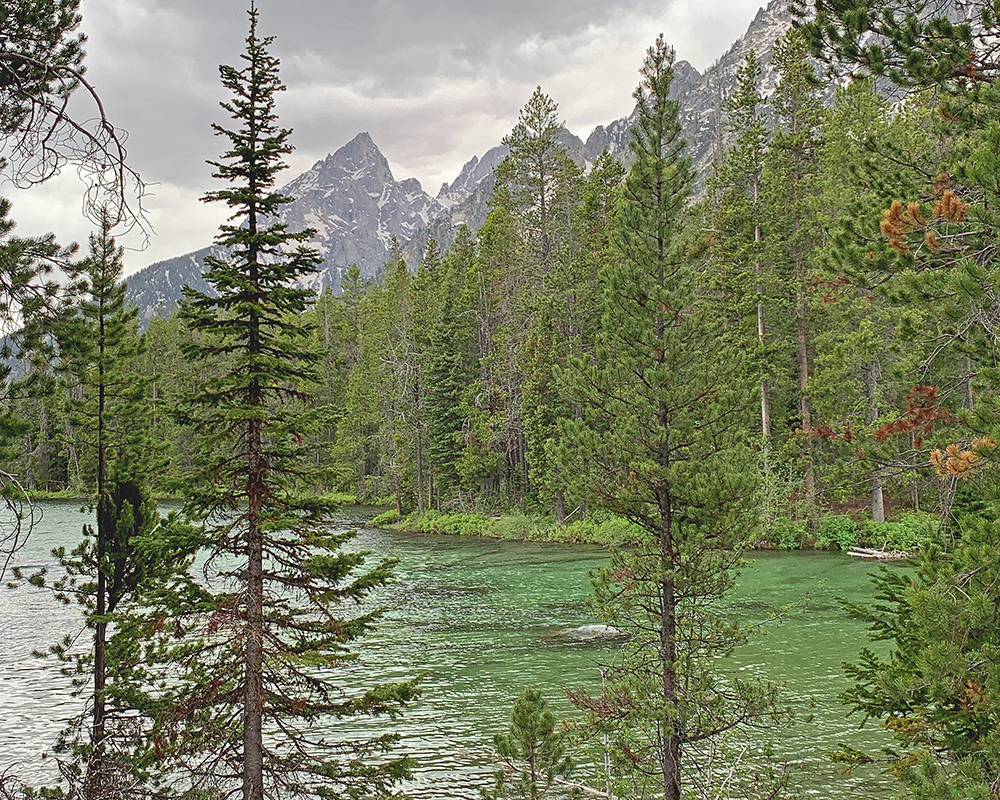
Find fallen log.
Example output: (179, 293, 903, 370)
(847, 547, 912, 561)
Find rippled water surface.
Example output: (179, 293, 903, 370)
(1, 501, 896, 797)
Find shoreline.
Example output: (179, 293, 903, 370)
(370, 508, 937, 553)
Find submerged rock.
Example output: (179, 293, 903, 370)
(553, 624, 624, 642)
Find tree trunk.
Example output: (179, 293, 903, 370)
(753, 189, 771, 452)
(657, 391, 681, 800)
(659, 519, 681, 800)
(244, 412, 265, 800)
(865, 361, 885, 523)
(244, 187, 265, 800)
(871, 475, 885, 524)
(86, 313, 108, 800)
(796, 292, 814, 508)
(416, 428, 425, 515)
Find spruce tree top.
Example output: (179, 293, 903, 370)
(181, 4, 321, 378)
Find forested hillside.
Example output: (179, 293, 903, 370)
(11, 28, 981, 545)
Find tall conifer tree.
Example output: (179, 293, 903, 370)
(559, 37, 784, 800)
(169, 8, 414, 799)
(54, 211, 149, 795)
(762, 28, 825, 510)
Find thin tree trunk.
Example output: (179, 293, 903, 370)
(245, 411, 265, 800)
(655, 221, 681, 798)
(416, 428, 425, 515)
(966, 357, 975, 410)
(244, 166, 265, 800)
(871, 475, 885, 524)
(865, 361, 885, 523)
(86, 300, 108, 800)
(656, 415, 680, 800)
(753, 188, 771, 451)
(796, 284, 814, 508)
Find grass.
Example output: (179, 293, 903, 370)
(372, 507, 941, 552)
(371, 509, 644, 546)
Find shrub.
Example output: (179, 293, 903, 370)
(370, 509, 401, 527)
(861, 511, 937, 551)
(765, 516, 808, 550)
(815, 515, 861, 550)
(489, 515, 546, 540)
(408, 512, 492, 537)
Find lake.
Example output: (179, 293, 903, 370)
(0, 501, 894, 797)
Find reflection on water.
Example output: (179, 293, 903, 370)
(1, 502, 894, 797)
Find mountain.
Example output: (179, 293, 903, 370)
(126, 132, 447, 325)
(127, 0, 813, 324)
(585, 0, 829, 181)
(401, 126, 588, 267)
(410, 0, 811, 261)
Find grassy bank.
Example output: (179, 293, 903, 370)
(27, 489, 369, 505)
(26, 489, 185, 502)
(371, 508, 941, 552)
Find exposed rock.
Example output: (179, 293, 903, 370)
(550, 624, 624, 642)
(127, 0, 837, 324)
(127, 131, 447, 326)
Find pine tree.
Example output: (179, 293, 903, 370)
(52, 210, 151, 796)
(761, 27, 825, 512)
(839, 518, 1000, 797)
(13, 214, 196, 798)
(166, 9, 415, 799)
(807, 81, 941, 521)
(0, 195, 73, 577)
(558, 37, 784, 800)
(481, 689, 576, 800)
(0, 0, 142, 223)
(497, 86, 566, 271)
(710, 51, 772, 451)
(799, 0, 1000, 94)
(423, 229, 477, 505)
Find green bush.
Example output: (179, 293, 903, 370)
(489, 515, 547, 540)
(816, 515, 861, 550)
(370, 509, 401, 527)
(765, 516, 808, 550)
(861, 511, 937, 551)
(560, 516, 642, 545)
(407, 511, 492, 537)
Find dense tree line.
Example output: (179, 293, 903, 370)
(5, 32, 971, 543)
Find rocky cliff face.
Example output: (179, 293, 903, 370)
(127, 0, 811, 323)
(584, 0, 830, 183)
(126, 132, 448, 324)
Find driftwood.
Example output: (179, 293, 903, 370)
(553, 777, 615, 798)
(847, 547, 912, 561)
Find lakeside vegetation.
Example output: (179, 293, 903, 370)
(373, 507, 939, 552)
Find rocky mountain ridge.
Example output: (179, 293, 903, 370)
(126, 0, 815, 324)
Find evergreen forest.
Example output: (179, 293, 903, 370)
(3, 0, 1000, 799)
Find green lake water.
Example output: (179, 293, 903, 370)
(0, 501, 896, 797)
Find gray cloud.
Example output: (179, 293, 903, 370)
(8, 0, 766, 270)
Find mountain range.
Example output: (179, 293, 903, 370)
(126, 0, 816, 325)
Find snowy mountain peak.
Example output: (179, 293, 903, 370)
(127, 130, 446, 324)
(127, 0, 829, 325)
(436, 146, 508, 209)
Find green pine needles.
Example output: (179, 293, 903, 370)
(558, 37, 786, 800)
(146, 7, 416, 800)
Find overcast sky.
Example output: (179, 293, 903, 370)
(6, 0, 768, 275)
